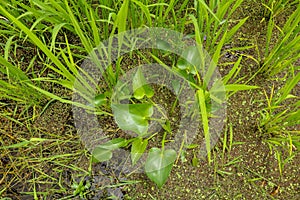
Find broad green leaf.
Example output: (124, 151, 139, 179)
(133, 67, 154, 99)
(99, 138, 127, 150)
(92, 147, 112, 162)
(112, 103, 153, 135)
(114, 80, 131, 101)
(92, 138, 127, 162)
(145, 148, 177, 188)
(131, 138, 148, 165)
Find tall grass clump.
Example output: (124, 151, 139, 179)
(192, 0, 247, 55)
(150, 0, 261, 164)
(0, 0, 171, 109)
(258, 70, 300, 154)
(256, 1, 300, 76)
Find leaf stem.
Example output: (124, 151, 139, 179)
(161, 131, 167, 152)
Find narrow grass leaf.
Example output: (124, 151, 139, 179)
(197, 89, 211, 163)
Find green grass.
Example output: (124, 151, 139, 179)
(251, 0, 300, 77)
(258, 71, 300, 153)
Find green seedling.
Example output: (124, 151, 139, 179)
(275, 150, 296, 176)
(145, 147, 176, 188)
(145, 130, 177, 189)
(259, 72, 300, 154)
(71, 178, 91, 199)
(92, 68, 177, 188)
(251, 3, 300, 77)
(192, 151, 199, 167)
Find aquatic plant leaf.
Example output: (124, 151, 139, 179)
(92, 138, 127, 162)
(92, 147, 112, 162)
(112, 103, 153, 135)
(145, 148, 176, 188)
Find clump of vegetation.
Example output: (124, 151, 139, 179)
(0, 0, 299, 199)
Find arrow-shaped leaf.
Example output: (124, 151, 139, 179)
(145, 148, 176, 188)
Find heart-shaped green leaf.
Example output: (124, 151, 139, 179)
(145, 148, 177, 188)
(131, 137, 148, 165)
(112, 103, 153, 135)
(133, 67, 154, 99)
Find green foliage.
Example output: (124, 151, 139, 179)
(92, 138, 128, 162)
(112, 103, 154, 135)
(196, 88, 211, 162)
(131, 138, 148, 165)
(258, 72, 300, 154)
(145, 148, 177, 188)
(261, 0, 298, 19)
(2, 0, 298, 196)
(92, 67, 177, 188)
(255, 1, 300, 76)
(0, 56, 41, 106)
(133, 67, 154, 99)
(71, 178, 91, 199)
(193, 0, 246, 55)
